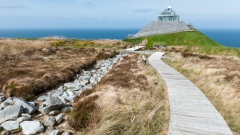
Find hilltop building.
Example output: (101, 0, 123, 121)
(158, 6, 179, 21)
(133, 6, 194, 38)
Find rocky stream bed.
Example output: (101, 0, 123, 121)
(0, 53, 127, 135)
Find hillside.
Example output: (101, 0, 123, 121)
(146, 30, 221, 48)
(124, 30, 240, 57)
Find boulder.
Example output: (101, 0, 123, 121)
(13, 98, 37, 114)
(16, 117, 31, 123)
(20, 121, 44, 135)
(0, 105, 23, 124)
(1, 121, 19, 131)
(44, 116, 56, 127)
(56, 114, 65, 124)
(39, 96, 65, 115)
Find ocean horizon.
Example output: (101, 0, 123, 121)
(0, 28, 239, 48)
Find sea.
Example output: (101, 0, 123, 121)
(0, 28, 239, 48)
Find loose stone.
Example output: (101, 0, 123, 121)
(40, 96, 65, 115)
(21, 113, 31, 118)
(16, 117, 31, 123)
(45, 127, 54, 134)
(0, 105, 23, 123)
(1, 121, 19, 131)
(49, 130, 60, 135)
(44, 116, 56, 127)
(56, 113, 65, 124)
(49, 110, 60, 116)
(0, 95, 6, 102)
(13, 98, 37, 114)
(61, 106, 72, 113)
(20, 121, 44, 135)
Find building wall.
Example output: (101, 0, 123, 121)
(158, 15, 179, 21)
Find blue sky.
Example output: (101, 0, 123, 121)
(0, 0, 240, 29)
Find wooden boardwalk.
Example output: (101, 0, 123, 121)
(149, 52, 233, 135)
(125, 45, 144, 51)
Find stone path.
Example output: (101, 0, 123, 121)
(148, 52, 233, 135)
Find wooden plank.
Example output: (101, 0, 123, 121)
(148, 52, 233, 135)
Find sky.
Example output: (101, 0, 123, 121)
(0, 0, 240, 29)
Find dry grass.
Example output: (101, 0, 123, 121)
(0, 38, 120, 100)
(92, 39, 130, 49)
(166, 52, 240, 134)
(70, 54, 169, 135)
(181, 52, 214, 60)
(69, 95, 100, 130)
(0, 38, 51, 55)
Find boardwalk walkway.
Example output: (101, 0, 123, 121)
(148, 52, 233, 135)
(125, 45, 144, 51)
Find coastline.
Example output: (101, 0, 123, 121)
(0, 28, 239, 48)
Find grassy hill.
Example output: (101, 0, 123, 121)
(146, 30, 221, 48)
(124, 30, 240, 57)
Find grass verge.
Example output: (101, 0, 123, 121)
(69, 53, 169, 135)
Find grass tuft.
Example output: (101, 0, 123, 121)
(69, 95, 100, 130)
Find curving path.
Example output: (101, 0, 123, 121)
(148, 52, 233, 135)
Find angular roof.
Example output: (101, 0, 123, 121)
(159, 6, 178, 16)
(133, 21, 193, 38)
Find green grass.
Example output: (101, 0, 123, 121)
(123, 37, 144, 45)
(146, 30, 221, 48)
(124, 29, 240, 57)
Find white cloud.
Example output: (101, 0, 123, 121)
(0, 0, 240, 29)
